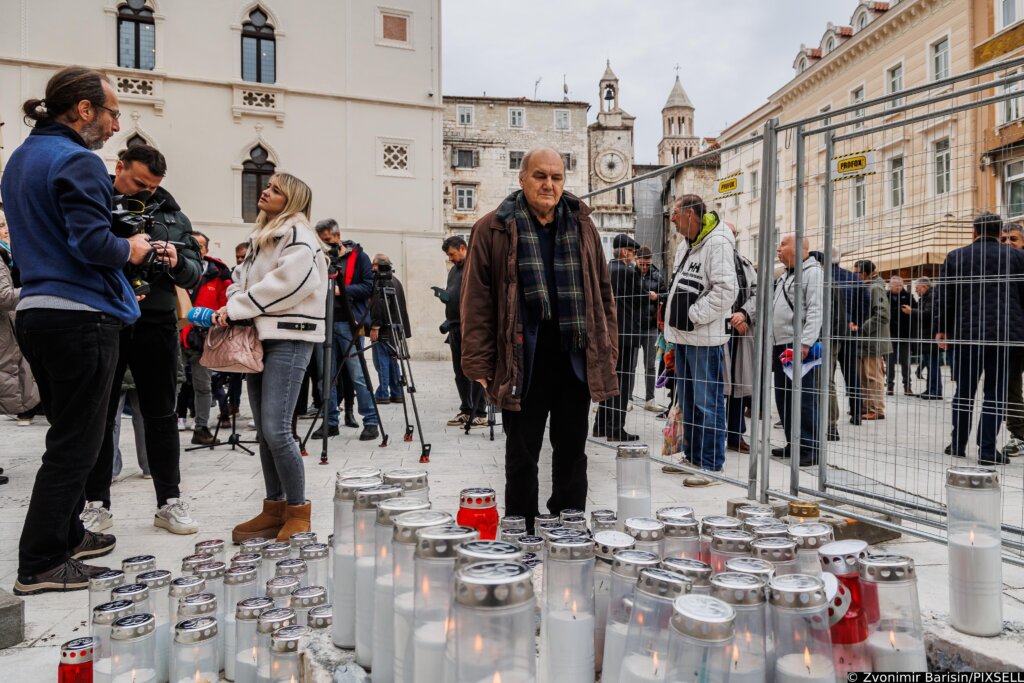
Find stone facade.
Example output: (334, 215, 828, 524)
(588, 61, 637, 253)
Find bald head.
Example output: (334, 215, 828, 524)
(519, 146, 565, 222)
(777, 232, 809, 268)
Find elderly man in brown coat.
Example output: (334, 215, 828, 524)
(461, 147, 618, 531)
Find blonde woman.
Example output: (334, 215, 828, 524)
(213, 173, 328, 541)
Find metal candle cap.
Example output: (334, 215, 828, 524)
(354, 484, 404, 510)
(657, 506, 695, 521)
(459, 487, 497, 509)
(111, 612, 157, 641)
(256, 607, 297, 634)
(735, 505, 775, 521)
(546, 535, 595, 561)
(535, 522, 563, 540)
(788, 522, 834, 550)
(751, 524, 792, 540)
(92, 599, 134, 625)
(454, 561, 534, 608)
(174, 616, 218, 643)
(299, 543, 330, 561)
(591, 509, 616, 524)
(501, 515, 527, 531)
(168, 576, 205, 598)
(291, 585, 327, 609)
(271, 624, 309, 653)
(559, 508, 585, 521)
(518, 536, 544, 553)
(275, 558, 308, 578)
(724, 557, 774, 581)
(378, 498, 431, 526)
(561, 516, 588, 532)
(393, 510, 453, 544)
(663, 517, 699, 539)
(121, 555, 157, 575)
(594, 530, 636, 560)
(636, 567, 691, 598)
(60, 637, 94, 665)
(193, 561, 226, 580)
(181, 553, 214, 573)
(382, 468, 429, 493)
(711, 571, 767, 605)
(110, 583, 149, 605)
(744, 516, 780, 531)
(328, 534, 333, 548)
(307, 604, 333, 629)
(751, 537, 797, 563)
(136, 569, 172, 590)
(266, 575, 300, 597)
(818, 539, 868, 576)
(415, 524, 479, 560)
(194, 539, 225, 557)
(240, 537, 272, 554)
(455, 540, 523, 568)
(768, 573, 828, 609)
(624, 517, 665, 542)
(90, 569, 125, 592)
(661, 558, 713, 587)
(946, 466, 1000, 490)
(231, 552, 263, 568)
(335, 475, 382, 501)
(521, 552, 541, 570)
(262, 542, 291, 560)
(857, 554, 916, 583)
(178, 592, 217, 617)
(225, 565, 258, 585)
(236, 596, 274, 620)
(700, 515, 743, 537)
(711, 529, 755, 554)
(547, 528, 591, 543)
(534, 513, 559, 525)
(288, 532, 318, 550)
(500, 529, 528, 544)
(670, 594, 736, 642)
(338, 466, 382, 481)
(788, 500, 821, 518)
(610, 549, 660, 578)
(616, 443, 649, 459)
(592, 517, 618, 532)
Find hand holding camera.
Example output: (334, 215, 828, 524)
(127, 233, 152, 265)
(150, 240, 178, 269)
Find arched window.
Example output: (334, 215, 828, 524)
(242, 7, 276, 84)
(857, 12, 869, 31)
(242, 145, 275, 223)
(799, 57, 808, 73)
(118, 0, 155, 70)
(126, 133, 149, 148)
(826, 36, 835, 53)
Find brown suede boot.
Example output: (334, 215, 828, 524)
(232, 499, 287, 543)
(276, 501, 312, 541)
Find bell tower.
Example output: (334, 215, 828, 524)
(588, 60, 636, 244)
(658, 73, 699, 165)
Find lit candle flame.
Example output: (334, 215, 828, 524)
(637, 611, 645, 626)
(803, 646, 812, 675)
(445, 616, 455, 637)
(733, 644, 740, 668)
(422, 576, 430, 597)
(653, 651, 659, 676)
(493, 673, 502, 683)
(889, 630, 897, 649)
(195, 670, 201, 683)
(252, 645, 258, 663)
(395, 565, 401, 580)
(745, 629, 751, 644)
(474, 634, 483, 654)
(381, 545, 389, 560)
(572, 600, 578, 619)
(969, 529, 976, 545)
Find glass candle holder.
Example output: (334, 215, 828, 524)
(224, 565, 259, 681)
(255, 608, 297, 682)
(260, 543, 291, 588)
(661, 558, 713, 596)
(535, 522, 563, 541)
(662, 517, 700, 561)
(455, 540, 524, 570)
(122, 555, 157, 578)
(724, 557, 774, 583)
(624, 517, 665, 557)
(501, 515, 527, 531)
(60, 637, 95, 683)
(540, 536, 595, 683)
(110, 613, 156, 683)
(593, 531, 635, 674)
(270, 625, 308, 682)
(664, 594, 736, 683)
(111, 583, 151, 618)
(787, 523, 834, 576)
(699, 516, 742, 564)
(657, 506, 695, 522)
(457, 487, 499, 540)
(410, 524, 478, 683)
(946, 466, 1003, 637)
(768, 574, 835, 683)
(240, 537, 272, 587)
(735, 504, 776, 522)
(818, 539, 871, 676)
(500, 528, 527, 545)
(231, 553, 262, 570)
(743, 516, 780, 533)
(711, 572, 768, 683)
(288, 531, 317, 559)
(782, 500, 821, 526)
(383, 467, 430, 501)
(751, 537, 799, 576)
(858, 555, 927, 672)
(453, 562, 536, 683)
(195, 539, 226, 565)
(709, 530, 755, 575)
(562, 516, 589, 533)
(171, 616, 218, 683)
(547, 528, 590, 544)
(616, 444, 652, 526)
(91, 570, 126, 618)
(194, 561, 227, 622)
(339, 465, 383, 480)
(299, 543, 330, 599)
(266, 576, 300, 610)
(353, 483, 403, 669)
(618, 567, 691, 683)
(92, 600, 135, 681)
(274, 558, 308, 587)
(135, 570, 171, 682)
(308, 604, 332, 630)
(290, 585, 327, 632)
(178, 592, 217, 619)
(592, 510, 617, 532)
(181, 553, 214, 574)
(518, 536, 544, 555)
(234, 596, 274, 683)
(331, 474, 381, 649)
(601, 549, 659, 683)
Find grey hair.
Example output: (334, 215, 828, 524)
(1003, 222, 1024, 235)
(831, 246, 842, 262)
(913, 276, 932, 288)
(374, 253, 391, 267)
(889, 275, 904, 284)
(315, 218, 340, 236)
(518, 147, 565, 180)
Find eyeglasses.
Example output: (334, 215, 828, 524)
(95, 104, 121, 120)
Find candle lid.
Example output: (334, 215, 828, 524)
(136, 569, 172, 590)
(354, 484, 404, 510)
(624, 517, 665, 542)
(179, 592, 217, 617)
(121, 555, 156, 574)
(307, 604, 333, 629)
(271, 624, 309, 652)
(670, 594, 736, 642)
(225, 565, 258, 585)
(455, 540, 524, 568)
(236, 596, 274, 620)
(266, 575, 300, 597)
(291, 585, 327, 608)
(339, 465, 382, 481)
(299, 542, 330, 560)
(768, 573, 828, 609)
(335, 475, 382, 501)
(636, 567, 691, 598)
(735, 504, 775, 521)
(818, 539, 868, 576)
(701, 515, 743, 536)
(661, 557, 713, 586)
(946, 466, 1000, 490)
(240, 537, 272, 554)
(521, 552, 541, 569)
(168, 575, 205, 598)
(377, 497, 432, 526)
(92, 599, 134, 625)
(518, 535, 544, 553)
(546, 528, 591, 543)
(181, 553, 214, 572)
(857, 554, 916, 583)
(193, 561, 227, 580)
(288, 532, 318, 550)
(546, 535, 595, 560)
(610, 549, 660, 578)
(415, 524, 479, 559)
(744, 516, 780, 531)
(256, 607, 297, 633)
(711, 571, 766, 605)
(615, 443, 649, 459)
(275, 558, 308, 578)
(657, 505, 695, 521)
(592, 517, 618, 532)
(594, 530, 636, 560)
(501, 515, 527, 530)
(500, 529, 528, 544)
(663, 517, 699, 539)
(561, 516, 588, 531)
(261, 542, 291, 560)
(393, 510, 454, 544)
(383, 467, 429, 492)
(751, 524, 792, 540)
(459, 487, 497, 509)
(110, 582, 149, 604)
(788, 522, 834, 549)
(454, 561, 534, 608)
(90, 569, 125, 592)
(711, 529, 755, 554)
(60, 637, 94, 664)
(231, 552, 263, 568)
(751, 537, 797, 562)
(534, 513, 559, 525)
(110, 612, 156, 640)
(174, 616, 218, 643)
(559, 508, 585, 521)
(724, 557, 774, 581)
(535, 522, 563, 539)
(591, 509, 616, 522)
(788, 500, 820, 518)
(195, 539, 225, 556)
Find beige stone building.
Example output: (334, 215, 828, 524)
(588, 61, 637, 251)
(442, 95, 590, 236)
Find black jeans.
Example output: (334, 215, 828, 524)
(838, 337, 862, 418)
(16, 309, 121, 575)
(449, 324, 486, 417)
(502, 325, 590, 530)
(772, 344, 821, 462)
(596, 337, 640, 433)
(950, 344, 1009, 458)
(87, 311, 181, 508)
(887, 340, 912, 390)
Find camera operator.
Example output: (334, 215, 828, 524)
(81, 144, 204, 537)
(1, 66, 151, 595)
(369, 254, 411, 403)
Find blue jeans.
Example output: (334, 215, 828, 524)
(372, 341, 403, 400)
(248, 340, 313, 505)
(675, 345, 726, 472)
(327, 322, 378, 427)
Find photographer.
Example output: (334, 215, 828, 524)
(369, 254, 411, 403)
(82, 144, 203, 537)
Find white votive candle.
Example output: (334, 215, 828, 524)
(775, 651, 834, 683)
(617, 494, 652, 528)
(867, 630, 927, 672)
(111, 668, 157, 683)
(601, 621, 630, 683)
(948, 529, 1003, 637)
(544, 609, 595, 683)
(412, 621, 447, 683)
(619, 652, 664, 682)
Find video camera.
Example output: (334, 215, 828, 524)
(112, 194, 167, 296)
(375, 260, 393, 283)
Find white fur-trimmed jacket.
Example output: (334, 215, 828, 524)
(226, 215, 329, 343)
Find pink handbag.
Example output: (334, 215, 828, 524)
(200, 324, 264, 373)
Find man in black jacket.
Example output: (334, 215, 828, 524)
(910, 277, 942, 400)
(936, 213, 1024, 464)
(437, 235, 485, 427)
(637, 245, 666, 411)
(887, 276, 915, 396)
(369, 254, 411, 403)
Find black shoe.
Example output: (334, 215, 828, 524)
(312, 425, 340, 439)
(944, 444, 967, 458)
(918, 394, 943, 400)
(799, 458, 819, 467)
(344, 415, 360, 429)
(827, 428, 840, 442)
(71, 530, 116, 560)
(0, 475, 7, 485)
(979, 453, 1010, 466)
(772, 447, 791, 459)
(886, 388, 894, 396)
(849, 415, 862, 426)
(375, 397, 391, 405)
(191, 427, 220, 446)
(360, 425, 380, 441)
(606, 430, 639, 442)
(13, 558, 106, 595)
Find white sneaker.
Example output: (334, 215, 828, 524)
(177, 418, 186, 431)
(683, 474, 722, 488)
(154, 498, 199, 535)
(80, 501, 113, 532)
(247, 419, 256, 429)
(16, 417, 32, 426)
(645, 400, 665, 413)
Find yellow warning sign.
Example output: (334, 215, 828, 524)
(830, 150, 876, 181)
(715, 172, 744, 199)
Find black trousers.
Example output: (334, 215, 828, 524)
(502, 326, 590, 530)
(951, 344, 1009, 458)
(772, 344, 821, 462)
(838, 337, 862, 418)
(449, 324, 486, 417)
(886, 340, 912, 390)
(87, 311, 181, 508)
(596, 337, 640, 433)
(16, 310, 121, 575)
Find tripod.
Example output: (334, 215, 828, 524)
(184, 372, 258, 456)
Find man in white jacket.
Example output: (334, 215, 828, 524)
(663, 194, 738, 486)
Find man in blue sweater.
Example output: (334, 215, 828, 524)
(1, 67, 151, 595)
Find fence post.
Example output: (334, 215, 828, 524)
(789, 125, 806, 498)
(818, 132, 836, 492)
(754, 118, 779, 504)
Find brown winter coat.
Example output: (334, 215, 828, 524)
(0, 259, 38, 415)
(460, 193, 619, 410)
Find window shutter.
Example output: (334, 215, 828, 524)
(472, 150, 480, 168)
(451, 149, 459, 167)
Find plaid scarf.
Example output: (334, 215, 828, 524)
(514, 193, 588, 351)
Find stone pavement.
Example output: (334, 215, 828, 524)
(1, 359, 1024, 678)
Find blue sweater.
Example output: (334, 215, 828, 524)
(0, 123, 138, 323)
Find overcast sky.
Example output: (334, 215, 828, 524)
(443, 0, 855, 165)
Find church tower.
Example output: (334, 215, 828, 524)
(588, 60, 636, 241)
(658, 75, 699, 165)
